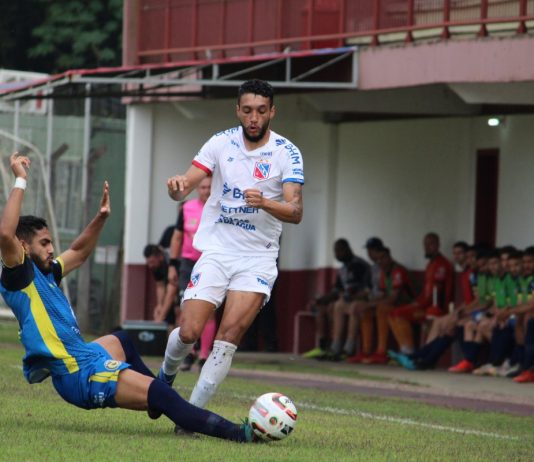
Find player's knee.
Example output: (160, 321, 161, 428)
(178, 325, 201, 344)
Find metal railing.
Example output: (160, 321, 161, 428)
(134, 0, 534, 63)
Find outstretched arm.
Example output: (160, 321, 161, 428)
(167, 165, 208, 202)
(244, 181, 303, 224)
(59, 182, 111, 276)
(0, 153, 30, 267)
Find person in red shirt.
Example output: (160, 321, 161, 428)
(348, 247, 414, 364)
(388, 233, 454, 355)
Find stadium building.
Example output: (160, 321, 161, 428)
(2, 1, 534, 351)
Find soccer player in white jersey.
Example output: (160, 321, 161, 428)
(157, 79, 304, 414)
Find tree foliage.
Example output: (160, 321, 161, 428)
(28, 0, 123, 73)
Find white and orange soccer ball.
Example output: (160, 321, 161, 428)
(248, 392, 298, 441)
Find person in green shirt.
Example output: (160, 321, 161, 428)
(472, 250, 521, 376)
(496, 248, 534, 379)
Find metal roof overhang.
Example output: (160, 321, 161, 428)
(0, 47, 358, 102)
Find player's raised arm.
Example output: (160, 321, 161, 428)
(59, 181, 111, 276)
(167, 164, 208, 202)
(244, 181, 303, 224)
(0, 153, 31, 267)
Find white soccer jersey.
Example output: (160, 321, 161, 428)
(191, 126, 304, 256)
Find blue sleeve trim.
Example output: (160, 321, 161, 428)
(282, 178, 304, 184)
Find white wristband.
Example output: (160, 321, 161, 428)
(14, 177, 27, 190)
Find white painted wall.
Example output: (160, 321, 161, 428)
(124, 100, 534, 272)
(496, 115, 534, 248)
(335, 118, 476, 269)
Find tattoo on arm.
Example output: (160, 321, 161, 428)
(290, 187, 303, 223)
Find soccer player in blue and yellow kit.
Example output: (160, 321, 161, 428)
(0, 152, 255, 442)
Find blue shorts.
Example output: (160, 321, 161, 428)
(52, 343, 130, 410)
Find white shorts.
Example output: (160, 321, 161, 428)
(182, 252, 278, 308)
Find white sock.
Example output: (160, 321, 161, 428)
(189, 340, 237, 408)
(161, 327, 194, 375)
(400, 346, 414, 355)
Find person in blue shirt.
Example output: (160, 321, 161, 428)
(0, 152, 254, 442)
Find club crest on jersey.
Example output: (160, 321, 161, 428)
(253, 161, 271, 180)
(188, 273, 201, 288)
(104, 360, 121, 371)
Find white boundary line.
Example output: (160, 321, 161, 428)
(298, 402, 519, 441)
(174, 386, 520, 442)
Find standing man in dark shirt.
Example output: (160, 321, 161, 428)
(143, 244, 177, 333)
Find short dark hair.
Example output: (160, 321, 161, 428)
(453, 241, 469, 251)
(237, 79, 274, 107)
(143, 244, 163, 258)
(509, 250, 524, 261)
(499, 245, 517, 257)
(524, 246, 534, 257)
(379, 246, 391, 256)
(16, 215, 48, 242)
(487, 250, 501, 260)
(334, 238, 351, 252)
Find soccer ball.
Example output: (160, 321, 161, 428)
(248, 392, 297, 441)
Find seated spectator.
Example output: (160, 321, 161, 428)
(495, 248, 534, 378)
(143, 244, 178, 334)
(499, 245, 517, 274)
(390, 242, 478, 371)
(388, 232, 454, 356)
(470, 250, 519, 376)
(302, 238, 371, 359)
(449, 250, 510, 374)
(348, 246, 414, 364)
(504, 247, 534, 383)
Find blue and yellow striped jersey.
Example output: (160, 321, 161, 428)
(0, 255, 95, 383)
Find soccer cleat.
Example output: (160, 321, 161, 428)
(495, 359, 520, 378)
(240, 418, 260, 443)
(448, 359, 474, 373)
(395, 353, 417, 371)
(473, 363, 497, 376)
(362, 352, 390, 365)
(387, 350, 404, 365)
(513, 370, 534, 383)
(504, 363, 521, 378)
(157, 367, 177, 387)
(302, 347, 326, 359)
(346, 352, 370, 364)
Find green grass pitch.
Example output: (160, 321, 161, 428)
(1, 319, 533, 461)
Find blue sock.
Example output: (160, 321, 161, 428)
(112, 330, 155, 378)
(147, 379, 246, 442)
(511, 345, 524, 366)
(464, 341, 479, 363)
(422, 335, 453, 368)
(488, 327, 501, 365)
(456, 326, 468, 357)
